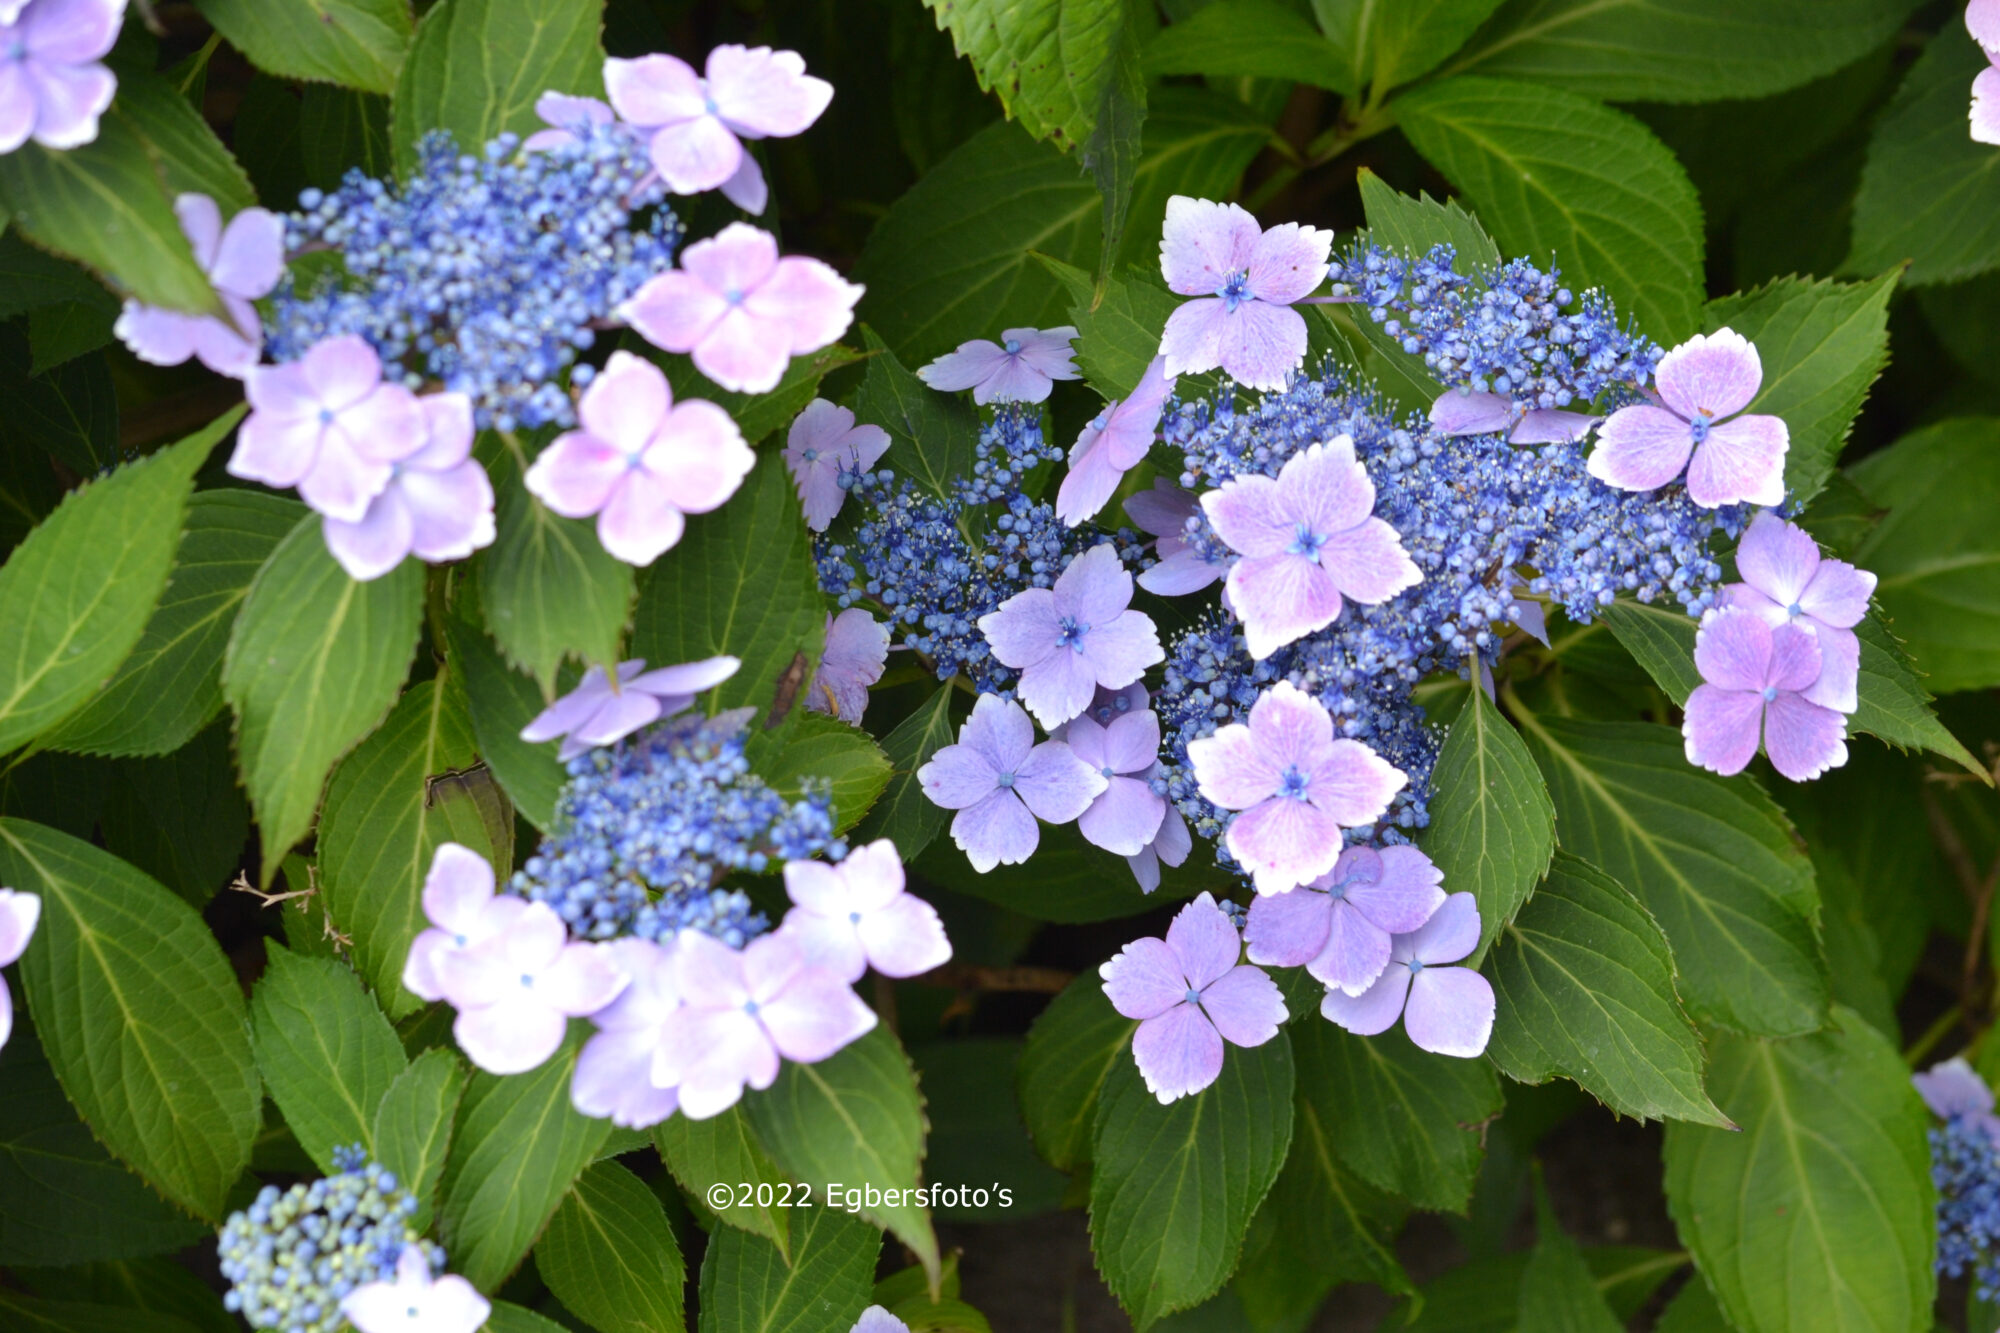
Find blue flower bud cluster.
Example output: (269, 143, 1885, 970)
(265, 123, 681, 431)
(507, 708, 838, 945)
(1329, 242, 1662, 417)
(218, 1146, 437, 1333)
(1933, 1115, 2000, 1301)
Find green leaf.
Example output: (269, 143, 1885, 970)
(1663, 1007, 1937, 1333)
(391, 0, 605, 176)
(852, 687, 958, 860)
(6, 340, 116, 476)
(922, 0, 1132, 153)
(1485, 853, 1728, 1126)
(1701, 271, 1897, 503)
(855, 90, 1271, 366)
(696, 1205, 880, 1333)
(1034, 253, 1182, 400)
(1421, 682, 1555, 960)
(248, 944, 407, 1173)
(1513, 711, 1829, 1037)
(1312, 0, 1506, 96)
(320, 672, 506, 1020)
(97, 722, 250, 909)
(1653, 1280, 1733, 1333)
(0, 1291, 207, 1333)
(1357, 168, 1502, 271)
(1596, 599, 1701, 705)
(222, 513, 423, 876)
(481, 437, 635, 690)
(26, 302, 115, 375)
(442, 604, 567, 831)
(371, 1046, 465, 1230)
(538, 1160, 686, 1333)
(1850, 27, 2000, 286)
(0, 1027, 207, 1264)
(300, 88, 395, 187)
(12, 1256, 239, 1333)
(1515, 1181, 1624, 1333)
(45, 489, 299, 758)
(909, 1039, 1068, 1219)
(1081, 14, 1147, 280)
(654, 1105, 793, 1257)
(744, 1024, 941, 1286)
(0, 415, 220, 755)
(629, 458, 823, 727)
(1849, 416, 2000, 694)
(195, 0, 415, 95)
(0, 232, 119, 320)
(1394, 1247, 1688, 1332)
(1446, 0, 1922, 104)
(1290, 1020, 1502, 1213)
(109, 73, 256, 216)
(486, 1304, 570, 1333)
(436, 1028, 610, 1292)
(1088, 1034, 1294, 1329)
(855, 328, 981, 501)
(1145, 1, 1349, 92)
(753, 712, 891, 835)
(2, 819, 260, 1221)
(1394, 76, 1705, 341)
(1018, 974, 1137, 1172)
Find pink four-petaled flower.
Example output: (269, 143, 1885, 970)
(1244, 844, 1445, 996)
(435, 899, 628, 1076)
(1587, 328, 1788, 509)
(115, 193, 285, 379)
(402, 843, 529, 1007)
(1055, 355, 1176, 527)
(1720, 510, 1875, 714)
(1158, 195, 1332, 392)
(321, 392, 496, 582)
(918, 326, 1080, 405)
(0, 0, 122, 155)
(1682, 607, 1848, 782)
(1319, 891, 1495, 1058)
(780, 839, 953, 983)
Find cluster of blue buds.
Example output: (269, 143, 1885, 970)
(266, 123, 681, 431)
(508, 708, 840, 945)
(217, 1146, 436, 1333)
(1934, 1114, 2000, 1300)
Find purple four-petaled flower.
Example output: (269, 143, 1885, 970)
(780, 838, 952, 982)
(1720, 510, 1875, 714)
(0, 0, 121, 155)
(1319, 891, 1495, 1058)
(1244, 844, 1445, 996)
(1055, 355, 1176, 527)
(1063, 706, 1168, 858)
(918, 326, 1080, 405)
(1587, 328, 1788, 509)
(322, 391, 496, 582)
(520, 655, 741, 761)
(1158, 195, 1332, 392)
(115, 193, 285, 379)
(1682, 607, 1848, 782)
(784, 398, 890, 532)
(979, 543, 1163, 729)
(916, 694, 1105, 872)
(807, 608, 889, 725)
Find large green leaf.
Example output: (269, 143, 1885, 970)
(1394, 76, 1705, 341)
(0, 1028, 206, 1264)
(1394, 1247, 1689, 1333)
(1421, 683, 1555, 960)
(195, 0, 415, 95)
(487, 1305, 570, 1333)
(1513, 711, 1829, 1037)
(1291, 1020, 1501, 1213)
(1089, 1035, 1294, 1330)
(855, 329, 980, 501)
(743, 1025, 940, 1286)
(371, 1047, 465, 1229)
(1702, 272, 1896, 504)
(753, 712, 890, 835)
(654, 1105, 793, 1257)
(0, 417, 220, 755)
(442, 606, 567, 832)
(1017, 973, 1137, 1172)
(97, 723, 250, 910)
(10, 1256, 239, 1333)
(1663, 1008, 1936, 1333)
(696, 1205, 880, 1333)
(1, 820, 259, 1221)
(921, 0, 1131, 153)
(0, 1291, 208, 1333)
(1485, 853, 1727, 1126)
(319, 672, 508, 1020)
(435, 1029, 610, 1291)
(1357, 168, 1502, 270)
(110, 73, 257, 216)
(1145, 1, 1349, 92)
(629, 458, 823, 727)
(1849, 417, 2000, 695)
(391, 0, 605, 175)
(1447, 0, 1922, 104)
(222, 514, 423, 877)
(248, 944, 407, 1173)
(45, 490, 298, 758)
(538, 1160, 686, 1333)
(481, 439, 635, 690)
(1311, 0, 1506, 97)
(855, 90, 1271, 366)
(1850, 28, 2000, 287)
(1515, 1183, 1625, 1333)
(851, 687, 958, 860)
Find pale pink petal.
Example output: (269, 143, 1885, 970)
(855, 894, 952, 977)
(1101, 935, 1191, 1020)
(603, 54, 706, 128)
(672, 931, 752, 1009)
(1972, 0, 2000, 58)
(841, 840, 907, 912)
(173, 194, 224, 271)
(1683, 684, 1765, 777)
(298, 435, 395, 525)
(1916, 1057, 1995, 1118)
(1349, 845, 1446, 933)
(1014, 740, 1108, 823)
(113, 304, 201, 368)
(1160, 297, 1232, 379)
(1763, 692, 1848, 782)
(1131, 1003, 1224, 1103)
(596, 471, 689, 566)
(706, 44, 833, 138)
(0, 890, 42, 968)
(1320, 967, 1411, 1037)
(659, 1009, 777, 1118)
(1139, 549, 1224, 595)
(537, 943, 630, 1016)
(579, 350, 672, 456)
(186, 309, 261, 378)
(400, 459, 497, 564)
(1974, 65, 2000, 144)
(338, 384, 429, 464)
(1216, 299, 1308, 393)
(649, 115, 743, 195)
(573, 1027, 681, 1128)
(1055, 426, 1125, 527)
(1126, 843, 1162, 894)
(1310, 739, 1405, 827)
(1429, 390, 1512, 437)
(1017, 647, 1102, 729)
(1735, 511, 1819, 609)
(23, 60, 114, 150)
(230, 408, 321, 490)
(1321, 516, 1422, 604)
(1166, 894, 1242, 990)
(1694, 608, 1775, 693)
(1310, 901, 1394, 995)
(1282, 436, 1377, 536)
(745, 255, 861, 355)
(1054, 542, 1136, 627)
(1403, 891, 1480, 966)
(210, 207, 286, 298)
(1201, 471, 1292, 559)
(690, 306, 788, 394)
(719, 152, 768, 213)
(644, 400, 755, 512)
(535, 91, 613, 131)
(918, 340, 1010, 393)
(1158, 196, 1261, 296)
(1226, 553, 1343, 660)
(23, 0, 123, 62)
(1800, 623, 1860, 715)
(1767, 622, 1824, 694)
(300, 334, 385, 412)
(980, 587, 1062, 669)
(1404, 967, 1495, 1057)
(957, 693, 1035, 773)
(782, 909, 867, 983)
(322, 490, 414, 581)
(1587, 404, 1696, 493)
(1200, 964, 1287, 1046)
(951, 790, 1039, 872)
(454, 998, 568, 1075)
(1245, 221, 1332, 305)
(1686, 414, 1787, 509)
(1101, 709, 1162, 774)
(1187, 724, 1280, 810)
(1078, 775, 1166, 856)
(623, 271, 730, 354)
(0, 977, 12, 1052)
(1799, 558, 1875, 630)
(0, 64, 31, 156)
(759, 965, 877, 1062)
(1244, 882, 1333, 968)
(1226, 797, 1346, 896)
(1655, 328, 1764, 421)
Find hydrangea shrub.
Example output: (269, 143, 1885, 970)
(0, 2, 1998, 1331)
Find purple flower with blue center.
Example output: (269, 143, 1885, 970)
(1319, 891, 1494, 1057)
(0, 0, 120, 155)
(1244, 844, 1446, 996)
(917, 694, 1106, 872)
(1062, 706, 1168, 858)
(519, 655, 741, 761)
(1720, 510, 1875, 714)
(572, 938, 683, 1130)
(1159, 196, 1332, 392)
(115, 193, 285, 379)
(918, 325, 1080, 404)
(808, 608, 890, 724)
(1100, 892, 1288, 1104)
(785, 398, 890, 532)
(1587, 328, 1788, 509)
(1682, 607, 1848, 782)
(1200, 436, 1423, 661)
(1055, 355, 1175, 526)
(1186, 681, 1407, 895)
(780, 838, 952, 981)
(978, 542, 1164, 728)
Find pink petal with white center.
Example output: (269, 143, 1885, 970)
(1244, 880, 1333, 967)
(1200, 965, 1288, 1046)
(1282, 437, 1377, 537)
(719, 152, 769, 214)
(649, 115, 744, 195)
(1654, 328, 1764, 422)
(1351, 845, 1446, 933)
(1320, 966, 1412, 1036)
(1766, 621, 1824, 694)
(0, 889, 41, 968)
(951, 790, 1039, 872)
(211, 206, 286, 298)
(1429, 390, 1513, 437)
(1975, 65, 2000, 145)
(1799, 558, 1876, 630)
(1686, 414, 1787, 509)
(1132, 1002, 1225, 1103)
(856, 893, 953, 978)
(758, 963, 877, 1063)
(1402, 891, 1481, 966)
(1587, 404, 1696, 493)
(1763, 691, 1848, 782)
(1694, 607, 1775, 693)
(322, 489, 415, 581)
(623, 271, 730, 353)
(1078, 774, 1166, 856)
(1800, 622, 1860, 714)
(1187, 723, 1280, 810)
(645, 400, 755, 512)
(1101, 934, 1191, 1021)
(603, 54, 707, 127)
(706, 45, 833, 138)
(1682, 683, 1765, 777)
(1321, 516, 1422, 604)
(1404, 966, 1495, 1057)
(596, 469, 689, 566)
(1735, 511, 1820, 608)
(24, 0, 123, 62)
(580, 351, 671, 456)
(918, 340, 1010, 393)
(1014, 739, 1108, 822)
(1159, 296, 1232, 380)
(1245, 221, 1333, 305)
(1972, 0, 2000, 58)
(22, 58, 114, 149)
(1201, 470, 1292, 559)
(1159, 196, 1262, 295)
(1310, 901, 1395, 995)
(745, 255, 862, 354)
(1227, 552, 1343, 659)
(1226, 797, 1346, 896)
(1216, 298, 1308, 393)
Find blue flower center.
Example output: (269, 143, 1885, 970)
(3, 40, 24, 61)
(519, 973, 534, 988)
(452, 933, 468, 947)
(801, 447, 820, 463)
(742, 999, 761, 1016)
(318, 407, 336, 425)
(1785, 600, 1803, 619)
(1004, 338, 1021, 354)
(1100, 764, 1116, 779)
(704, 96, 720, 114)
(1183, 987, 1203, 1006)
(1278, 765, 1311, 801)
(849, 910, 863, 924)
(1056, 617, 1092, 652)
(723, 288, 745, 305)
(1286, 523, 1326, 560)
(1688, 411, 1713, 443)
(1408, 959, 1425, 975)
(995, 771, 1016, 789)
(1761, 685, 1778, 702)
(1216, 269, 1252, 312)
